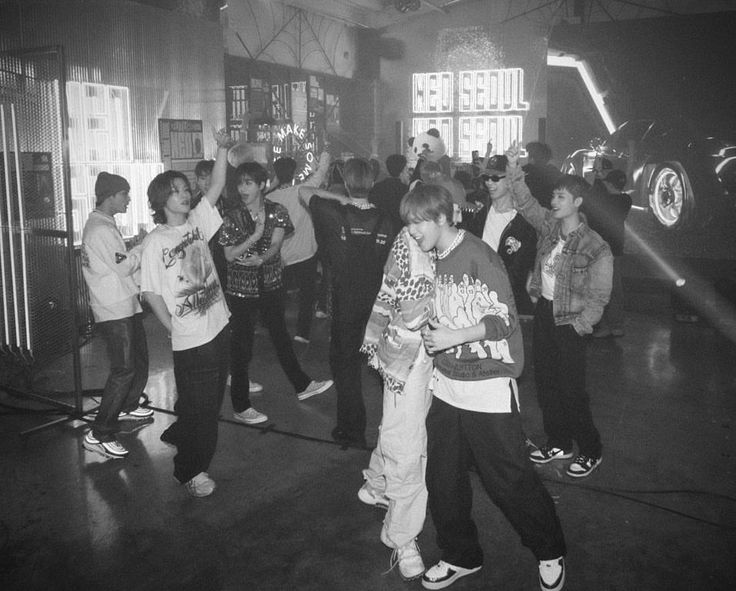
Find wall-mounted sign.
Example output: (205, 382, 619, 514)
(412, 67, 529, 161)
(459, 69, 529, 112)
(272, 122, 317, 182)
(158, 118, 204, 175)
(412, 72, 453, 113)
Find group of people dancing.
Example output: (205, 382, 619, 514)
(80, 125, 629, 590)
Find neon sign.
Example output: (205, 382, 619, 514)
(459, 69, 529, 112)
(272, 123, 317, 182)
(458, 116, 524, 159)
(412, 72, 454, 113)
(411, 67, 530, 161)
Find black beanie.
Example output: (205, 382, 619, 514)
(95, 172, 130, 205)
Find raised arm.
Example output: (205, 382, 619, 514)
(506, 141, 550, 233)
(204, 128, 236, 207)
(301, 149, 332, 188)
(479, 141, 493, 169)
(297, 185, 349, 207)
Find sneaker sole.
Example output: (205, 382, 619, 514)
(529, 451, 574, 464)
(232, 413, 268, 425)
(186, 485, 215, 498)
(567, 458, 602, 478)
(119, 411, 155, 420)
(422, 565, 481, 590)
(297, 380, 334, 401)
(400, 568, 426, 582)
(82, 440, 127, 460)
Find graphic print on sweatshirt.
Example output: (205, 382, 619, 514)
(435, 273, 514, 363)
(162, 227, 221, 318)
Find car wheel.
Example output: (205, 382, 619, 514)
(648, 162, 694, 228)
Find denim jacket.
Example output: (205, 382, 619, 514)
(509, 170, 613, 335)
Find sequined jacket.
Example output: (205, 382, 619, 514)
(218, 199, 293, 298)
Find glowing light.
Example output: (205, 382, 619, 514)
(271, 122, 316, 182)
(547, 54, 616, 134)
(412, 72, 454, 113)
(458, 116, 524, 163)
(625, 224, 684, 285)
(675, 278, 686, 288)
(459, 69, 529, 112)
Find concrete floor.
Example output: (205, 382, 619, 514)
(1, 269, 735, 591)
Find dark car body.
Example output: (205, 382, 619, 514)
(561, 119, 736, 229)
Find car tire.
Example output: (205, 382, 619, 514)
(648, 162, 694, 229)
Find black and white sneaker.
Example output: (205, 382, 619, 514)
(529, 445, 574, 464)
(83, 431, 128, 459)
(539, 557, 565, 591)
(119, 406, 154, 420)
(566, 454, 602, 478)
(421, 560, 481, 590)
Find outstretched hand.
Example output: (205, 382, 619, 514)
(213, 127, 236, 150)
(505, 141, 521, 170)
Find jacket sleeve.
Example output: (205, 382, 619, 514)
(573, 242, 613, 334)
(85, 224, 140, 279)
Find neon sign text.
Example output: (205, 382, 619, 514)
(412, 72, 453, 113)
(272, 123, 316, 182)
(459, 69, 529, 112)
(411, 67, 530, 161)
(458, 116, 524, 159)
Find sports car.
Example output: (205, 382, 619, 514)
(561, 119, 736, 229)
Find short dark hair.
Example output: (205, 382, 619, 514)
(194, 159, 214, 178)
(343, 158, 374, 197)
(526, 141, 552, 163)
(234, 161, 268, 187)
(400, 183, 455, 226)
(148, 170, 189, 225)
(420, 160, 443, 183)
(554, 174, 591, 202)
(604, 169, 627, 191)
(273, 157, 297, 184)
(385, 154, 407, 178)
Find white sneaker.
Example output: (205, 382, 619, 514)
(539, 557, 565, 591)
(83, 431, 128, 459)
(389, 539, 425, 581)
(233, 407, 268, 425)
(185, 472, 216, 497)
(119, 405, 154, 420)
(297, 379, 334, 401)
(293, 335, 310, 344)
(249, 380, 263, 393)
(421, 560, 481, 589)
(358, 482, 389, 509)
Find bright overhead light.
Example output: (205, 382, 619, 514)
(547, 53, 616, 134)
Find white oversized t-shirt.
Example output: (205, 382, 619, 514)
(140, 199, 230, 351)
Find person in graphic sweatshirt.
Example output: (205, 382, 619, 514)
(400, 183, 567, 591)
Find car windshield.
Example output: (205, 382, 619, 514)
(605, 120, 655, 153)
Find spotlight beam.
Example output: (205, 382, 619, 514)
(624, 224, 736, 344)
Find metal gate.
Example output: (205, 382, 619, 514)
(0, 46, 82, 402)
